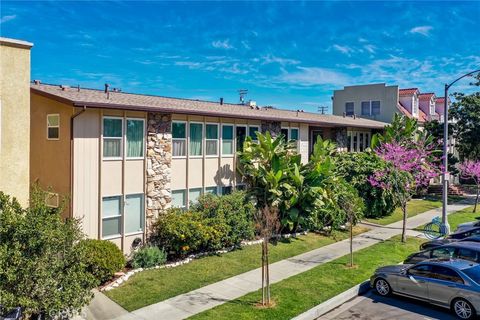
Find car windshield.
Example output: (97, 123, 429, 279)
(463, 265, 480, 285)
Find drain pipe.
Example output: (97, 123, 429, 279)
(69, 106, 87, 218)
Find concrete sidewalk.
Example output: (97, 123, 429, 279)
(88, 199, 474, 320)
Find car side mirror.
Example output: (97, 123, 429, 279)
(400, 269, 407, 276)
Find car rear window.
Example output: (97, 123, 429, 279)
(463, 266, 480, 285)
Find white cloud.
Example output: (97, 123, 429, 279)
(332, 44, 354, 55)
(364, 44, 376, 54)
(261, 54, 300, 66)
(409, 25, 433, 36)
(211, 39, 234, 50)
(277, 67, 350, 87)
(0, 15, 16, 24)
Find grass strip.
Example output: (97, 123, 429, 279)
(190, 235, 424, 320)
(106, 227, 369, 311)
(365, 199, 442, 225)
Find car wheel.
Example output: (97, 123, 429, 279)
(452, 298, 476, 320)
(374, 278, 391, 296)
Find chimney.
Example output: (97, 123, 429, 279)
(247, 100, 256, 107)
(343, 112, 346, 118)
(105, 83, 110, 99)
(220, 97, 224, 105)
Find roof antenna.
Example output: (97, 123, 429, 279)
(105, 83, 110, 99)
(238, 89, 248, 105)
(318, 106, 328, 114)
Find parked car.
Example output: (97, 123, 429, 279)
(371, 259, 480, 319)
(456, 218, 480, 233)
(407, 242, 480, 265)
(420, 228, 480, 250)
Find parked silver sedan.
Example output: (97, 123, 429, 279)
(370, 259, 480, 319)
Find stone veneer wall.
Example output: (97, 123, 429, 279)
(261, 120, 281, 137)
(146, 113, 172, 233)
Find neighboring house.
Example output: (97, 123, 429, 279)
(332, 83, 445, 124)
(30, 82, 386, 252)
(0, 37, 33, 206)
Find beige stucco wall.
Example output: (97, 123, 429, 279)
(333, 83, 399, 123)
(0, 39, 32, 206)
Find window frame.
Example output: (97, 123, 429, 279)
(172, 121, 187, 159)
(171, 189, 187, 209)
(124, 193, 145, 236)
(125, 117, 146, 160)
(189, 121, 204, 158)
(101, 195, 123, 240)
(361, 101, 371, 116)
(46, 113, 60, 140)
(345, 102, 354, 116)
(102, 116, 124, 160)
(221, 124, 234, 157)
(371, 100, 381, 116)
(205, 186, 218, 195)
(248, 125, 260, 142)
(188, 187, 203, 205)
(235, 124, 247, 152)
(205, 122, 219, 157)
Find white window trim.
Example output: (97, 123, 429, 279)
(189, 121, 204, 158)
(102, 116, 124, 160)
(172, 120, 187, 159)
(221, 123, 234, 157)
(205, 122, 219, 157)
(47, 113, 60, 141)
(125, 118, 146, 160)
(101, 194, 123, 240)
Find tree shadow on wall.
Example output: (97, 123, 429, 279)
(214, 164, 234, 187)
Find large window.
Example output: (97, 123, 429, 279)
(47, 114, 60, 140)
(249, 126, 259, 141)
(172, 189, 186, 208)
(236, 126, 247, 151)
(222, 125, 234, 155)
(126, 119, 145, 158)
(125, 194, 144, 234)
(345, 102, 354, 116)
(361, 101, 370, 116)
(103, 117, 123, 158)
(372, 101, 381, 115)
(189, 123, 203, 156)
(206, 124, 218, 156)
(102, 196, 122, 238)
(189, 188, 203, 204)
(172, 122, 186, 157)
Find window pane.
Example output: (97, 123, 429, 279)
(127, 119, 144, 158)
(222, 125, 233, 140)
(172, 122, 186, 138)
(249, 127, 259, 139)
(48, 127, 59, 139)
(102, 217, 121, 238)
(172, 190, 186, 208)
(361, 101, 370, 115)
(125, 194, 144, 234)
(205, 186, 217, 195)
(290, 128, 299, 141)
(104, 118, 122, 137)
(102, 196, 121, 218)
(47, 114, 59, 126)
(190, 123, 203, 156)
(372, 101, 381, 115)
(359, 133, 364, 151)
(345, 102, 354, 115)
(236, 127, 246, 152)
(206, 124, 218, 139)
(206, 140, 218, 155)
(189, 188, 202, 204)
(281, 128, 289, 140)
(222, 140, 233, 155)
(173, 140, 186, 157)
(103, 138, 121, 157)
(222, 186, 232, 195)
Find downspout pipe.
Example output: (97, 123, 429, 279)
(69, 106, 87, 218)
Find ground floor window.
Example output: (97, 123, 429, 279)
(205, 186, 218, 195)
(221, 186, 232, 195)
(125, 194, 144, 234)
(172, 189, 187, 209)
(189, 188, 203, 204)
(347, 131, 371, 152)
(102, 193, 145, 239)
(102, 196, 122, 238)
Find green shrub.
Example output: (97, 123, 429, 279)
(78, 239, 126, 284)
(131, 246, 167, 268)
(0, 190, 97, 318)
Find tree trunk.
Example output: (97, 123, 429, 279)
(474, 184, 479, 213)
(401, 202, 407, 243)
(266, 239, 270, 304)
(349, 215, 353, 267)
(261, 238, 266, 305)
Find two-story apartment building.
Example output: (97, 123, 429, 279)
(332, 83, 445, 124)
(30, 82, 387, 252)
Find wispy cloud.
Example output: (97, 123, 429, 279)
(212, 39, 234, 50)
(277, 66, 350, 87)
(409, 25, 433, 36)
(363, 44, 376, 54)
(332, 44, 354, 55)
(261, 54, 300, 66)
(0, 15, 16, 24)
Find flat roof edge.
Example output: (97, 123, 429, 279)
(0, 37, 34, 49)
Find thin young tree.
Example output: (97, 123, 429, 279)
(459, 160, 480, 212)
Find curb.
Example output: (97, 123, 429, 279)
(291, 280, 371, 320)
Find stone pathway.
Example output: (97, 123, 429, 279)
(87, 199, 474, 320)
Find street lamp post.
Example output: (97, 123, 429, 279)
(441, 69, 480, 234)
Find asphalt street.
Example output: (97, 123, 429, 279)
(318, 290, 456, 320)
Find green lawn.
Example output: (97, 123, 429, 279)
(448, 206, 479, 230)
(190, 236, 424, 320)
(364, 199, 442, 225)
(106, 227, 369, 311)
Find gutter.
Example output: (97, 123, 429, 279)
(69, 105, 87, 218)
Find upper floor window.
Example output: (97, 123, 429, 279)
(412, 96, 419, 116)
(430, 100, 435, 115)
(172, 122, 186, 157)
(206, 124, 218, 156)
(372, 101, 381, 115)
(189, 123, 203, 156)
(47, 114, 60, 140)
(345, 102, 354, 116)
(103, 117, 123, 158)
(222, 125, 234, 155)
(361, 102, 370, 116)
(126, 119, 145, 158)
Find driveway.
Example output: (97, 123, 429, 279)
(318, 290, 456, 320)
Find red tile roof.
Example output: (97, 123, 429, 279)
(399, 88, 419, 96)
(397, 102, 413, 118)
(418, 109, 428, 122)
(418, 93, 435, 100)
(436, 97, 445, 102)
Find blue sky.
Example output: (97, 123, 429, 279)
(1, 1, 479, 113)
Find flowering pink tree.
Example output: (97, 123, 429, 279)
(459, 161, 480, 212)
(368, 142, 440, 242)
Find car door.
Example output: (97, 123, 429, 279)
(427, 266, 464, 307)
(396, 265, 431, 300)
